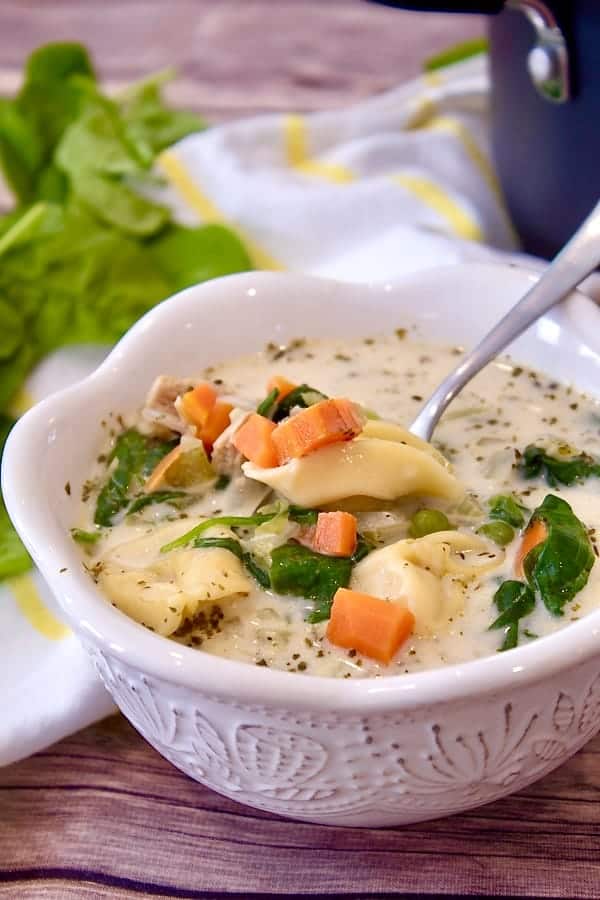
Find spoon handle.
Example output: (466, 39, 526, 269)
(410, 198, 600, 442)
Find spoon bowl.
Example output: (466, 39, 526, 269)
(411, 198, 600, 441)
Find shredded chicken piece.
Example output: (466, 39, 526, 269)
(211, 408, 251, 475)
(142, 375, 196, 435)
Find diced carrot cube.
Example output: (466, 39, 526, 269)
(144, 445, 183, 493)
(232, 413, 278, 468)
(313, 511, 357, 557)
(272, 398, 364, 464)
(180, 382, 217, 429)
(326, 588, 415, 664)
(197, 401, 233, 452)
(266, 375, 296, 401)
(515, 518, 548, 577)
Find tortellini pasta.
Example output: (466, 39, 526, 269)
(361, 419, 450, 467)
(351, 530, 503, 634)
(243, 431, 463, 508)
(98, 522, 251, 636)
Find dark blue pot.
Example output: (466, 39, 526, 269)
(368, 1, 600, 258)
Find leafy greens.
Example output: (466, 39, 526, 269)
(271, 535, 374, 623)
(490, 494, 595, 650)
(523, 494, 594, 616)
(94, 430, 176, 526)
(488, 494, 527, 528)
(194, 536, 271, 590)
(0, 42, 254, 580)
(518, 444, 600, 488)
(489, 580, 536, 651)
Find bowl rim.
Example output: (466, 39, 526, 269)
(4, 263, 600, 714)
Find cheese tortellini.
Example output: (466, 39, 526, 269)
(99, 522, 251, 636)
(351, 530, 503, 634)
(243, 418, 463, 508)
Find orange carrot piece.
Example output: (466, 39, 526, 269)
(313, 511, 357, 557)
(515, 518, 548, 577)
(272, 398, 364, 464)
(326, 588, 415, 664)
(180, 382, 217, 429)
(232, 413, 278, 468)
(266, 375, 296, 401)
(144, 445, 183, 493)
(197, 401, 233, 452)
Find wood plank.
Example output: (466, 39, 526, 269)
(2, 715, 599, 898)
(0, 1, 484, 118)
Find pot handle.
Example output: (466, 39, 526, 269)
(368, 1, 504, 12)
(368, 0, 571, 103)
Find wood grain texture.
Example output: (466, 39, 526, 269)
(4, 2, 600, 899)
(2, 715, 600, 899)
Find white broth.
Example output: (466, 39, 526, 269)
(76, 333, 600, 678)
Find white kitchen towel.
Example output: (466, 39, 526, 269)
(1, 54, 525, 766)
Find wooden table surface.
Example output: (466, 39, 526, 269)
(2, 3, 600, 899)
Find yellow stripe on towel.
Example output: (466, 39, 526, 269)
(283, 115, 355, 184)
(158, 151, 283, 271)
(9, 573, 70, 641)
(423, 116, 502, 202)
(5, 392, 68, 641)
(392, 173, 483, 242)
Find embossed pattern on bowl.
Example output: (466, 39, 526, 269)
(5, 264, 600, 826)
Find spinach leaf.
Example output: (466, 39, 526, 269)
(287, 505, 319, 526)
(272, 384, 328, 422)
(523, 494, 594, 616)
(126, 490, 186, 515)
(0, 99, 43, 204)
(352, 534, 375, 564)
(488, 494, 528, 528)
(194, 536, 243, 558)
(194, 536, 270, 589)
(0, 496, 32, 578)
(55, 100, 170, 236)
(241, 553, 271, 590)
(0, 41, 252, 417)
(270, 531, 374, 623)
(94, 429, 175, 526)
(489, 580, 536, 651)
(161, 511, 278, 553)
(149, 223, 251, 291)
(256, 387, 280, 419)
(118, 70, 205, 158)
(0, 41, 255, 583)
(518, 444, 600, 488)
(0, 43, 95, 205)
(270, 542, 353, 620)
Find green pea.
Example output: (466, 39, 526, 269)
(408, 508, 451, 539)
(477, 520, 515, 547)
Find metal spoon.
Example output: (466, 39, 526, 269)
(410, 199, 600, 442)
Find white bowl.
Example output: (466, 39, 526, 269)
(4, 263, 600, 827)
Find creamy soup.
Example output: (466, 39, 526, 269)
(75, 333, 600, 678)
